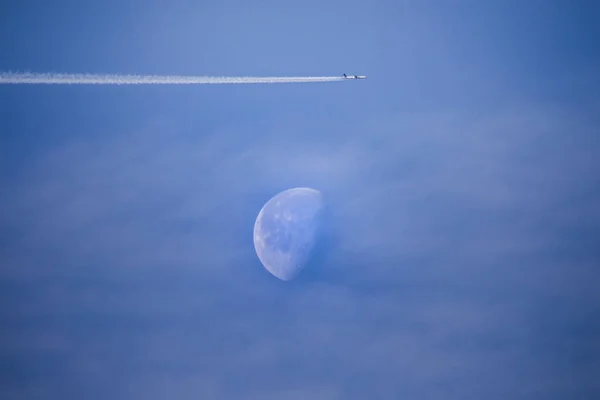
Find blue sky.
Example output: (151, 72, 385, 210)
(1, 1, 599, 399)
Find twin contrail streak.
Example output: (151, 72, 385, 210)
(0, 72, 346, 85)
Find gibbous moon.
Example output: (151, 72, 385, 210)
(253, 187, 324, 281)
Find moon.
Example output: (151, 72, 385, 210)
(253, 187, 324, 281)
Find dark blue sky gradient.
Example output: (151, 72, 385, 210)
(1, 1, 599, 398)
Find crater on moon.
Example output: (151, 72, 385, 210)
(253, 187, 324, 281)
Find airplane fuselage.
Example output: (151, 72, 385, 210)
(343, 74, 367, 79)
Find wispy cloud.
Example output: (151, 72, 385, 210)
(2, 102, 599, 398)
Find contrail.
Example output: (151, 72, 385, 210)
(0, 72, 347, 85)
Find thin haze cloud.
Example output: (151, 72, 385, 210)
(1, 0, 599, 398)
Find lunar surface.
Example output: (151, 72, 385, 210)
(253, 187, 324, 281)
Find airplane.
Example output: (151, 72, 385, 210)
(343, 73, 367, 79)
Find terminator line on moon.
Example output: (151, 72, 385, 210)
(253, 188, 324, 281)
